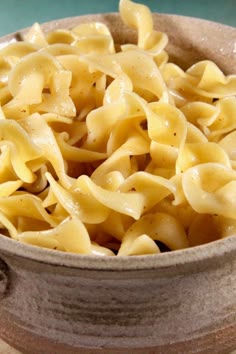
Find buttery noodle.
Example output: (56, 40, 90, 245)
(0, 0, 236, 256)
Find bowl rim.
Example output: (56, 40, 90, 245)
(0, 233, 236, 270)
(0, 11, 235, 44)
(0, 13, 236, 270)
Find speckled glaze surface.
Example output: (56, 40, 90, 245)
(0, 13, 236, 354)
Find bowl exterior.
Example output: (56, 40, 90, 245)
(0, 249, 236, 354)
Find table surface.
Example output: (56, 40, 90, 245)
(0, 339, 20, 354)
(0, 0, 235, 37)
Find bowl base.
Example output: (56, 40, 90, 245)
(0, 309, 236, 354)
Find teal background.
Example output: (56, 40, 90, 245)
(0, 0, 235, 37)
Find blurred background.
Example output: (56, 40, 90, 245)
(0, 0, 235, 37)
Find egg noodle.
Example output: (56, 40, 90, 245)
(0, 0, 236, 256)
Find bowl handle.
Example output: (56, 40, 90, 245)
(0, 258, 9, 300)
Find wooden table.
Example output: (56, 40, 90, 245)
(0, 339, 21, 354)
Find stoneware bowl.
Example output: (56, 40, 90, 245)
(0, 13, 236, 354)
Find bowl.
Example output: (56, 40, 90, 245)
(0, 12, 236, 354)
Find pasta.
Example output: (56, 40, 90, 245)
(0, 0, 236, 256)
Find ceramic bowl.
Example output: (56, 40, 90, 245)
(0, 13, 236, 354)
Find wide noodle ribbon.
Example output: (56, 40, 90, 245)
(0, 0, 236, 255)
